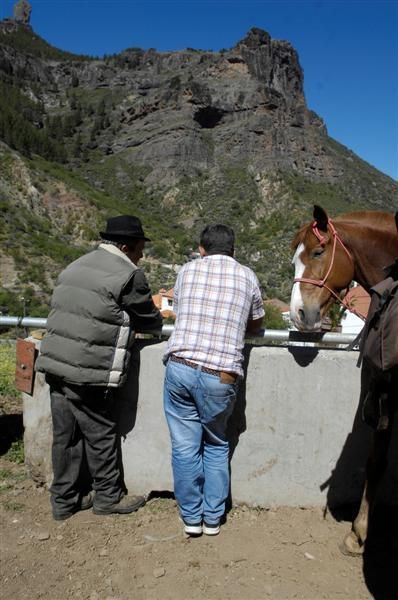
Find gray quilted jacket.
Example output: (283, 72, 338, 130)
(36, 244, 162, 387)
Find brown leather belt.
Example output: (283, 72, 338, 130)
(169, 354, 238, 383)
(170, 354, 220, 375)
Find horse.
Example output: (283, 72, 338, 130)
(290, 205, 398, 556)
(290, 205, 398, 332)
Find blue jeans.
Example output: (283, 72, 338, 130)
(164, 360, 237, 525)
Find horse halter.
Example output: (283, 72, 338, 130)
(294, 218, 366, 321)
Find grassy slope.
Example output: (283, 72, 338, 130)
(2, 131, 397, 316)
(1, 26, 397, 312)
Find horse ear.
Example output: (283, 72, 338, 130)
(313, 205, 329, 232)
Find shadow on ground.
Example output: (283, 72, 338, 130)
(0, 411, 24, 455)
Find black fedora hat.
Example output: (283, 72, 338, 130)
(100, 215, 151, 242)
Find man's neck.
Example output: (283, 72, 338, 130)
(99, 243, 137, 266)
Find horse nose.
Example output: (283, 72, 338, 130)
(297, 306, 321, 331)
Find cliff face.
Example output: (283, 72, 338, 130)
(0, 25, 397, 309)
(1, 24, 396, 195)
(0, 27, 333, 179)
(104, 28, 322, 180)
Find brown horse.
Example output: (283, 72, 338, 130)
(290, 205, 398, 331)
(290, 205, 398, 556)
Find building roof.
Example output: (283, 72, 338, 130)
(264, 298, 290, 314)
(152, 288, 174, 309)
(160, 288, 174, 299)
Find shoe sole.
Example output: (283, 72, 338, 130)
(53, 512, 75, 521)
(203, 525, 220, 536)
(93, 498, 146, 515)
(184, 525, 202, 536)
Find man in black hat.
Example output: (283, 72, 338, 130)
(36, 215, 162, 520)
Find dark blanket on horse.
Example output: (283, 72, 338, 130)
(359, 259, 398, 431)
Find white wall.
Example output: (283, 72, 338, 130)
(25, 340, 398, 507)
(341, 311, 364, 335)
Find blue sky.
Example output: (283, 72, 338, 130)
(1, 0, 397, 181)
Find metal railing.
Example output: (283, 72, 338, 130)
(0, 316, 360, 348)
(0, 316, 48, 329)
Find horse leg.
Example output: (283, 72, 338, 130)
(343, 425, 392, 555)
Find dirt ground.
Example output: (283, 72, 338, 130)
(1, 403, 397, 600)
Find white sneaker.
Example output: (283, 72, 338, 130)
(183, 521, 202, 536)
(203, 521, 220, 536)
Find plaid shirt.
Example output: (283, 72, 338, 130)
(165, 255, 264, 376)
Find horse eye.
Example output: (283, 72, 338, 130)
(312, 248, 325, 258)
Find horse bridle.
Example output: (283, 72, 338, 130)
(294, 218, 366, 321)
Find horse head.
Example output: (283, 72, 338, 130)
(290, 205, 355, 331)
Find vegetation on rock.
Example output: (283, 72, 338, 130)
(0, 24, 397, 316)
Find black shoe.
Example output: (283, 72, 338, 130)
(93, 494, 146, 515)
(79, 490, 95, 511)
(53, 491, 95, 521)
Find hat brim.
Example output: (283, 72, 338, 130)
(100, 232, 151, 242)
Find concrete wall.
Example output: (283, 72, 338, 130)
(24, 340, 398, 508)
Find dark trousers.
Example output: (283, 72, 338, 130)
(49, 382, 123, 517)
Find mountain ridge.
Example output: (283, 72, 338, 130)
(0, 23, 396, 316)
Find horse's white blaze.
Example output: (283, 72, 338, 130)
(290, 243, 305, 325)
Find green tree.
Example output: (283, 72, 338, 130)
(264, 304, 289, 329)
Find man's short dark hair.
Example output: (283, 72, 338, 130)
(200, 224, 235, 256)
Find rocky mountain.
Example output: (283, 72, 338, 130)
(0, 23, 397, 315)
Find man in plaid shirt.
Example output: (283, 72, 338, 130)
(163, 224, 264, 537)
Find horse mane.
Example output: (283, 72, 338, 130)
(291, 224, 308, 249)
(334, 211, 397, 248)
(291, 210, 396, 250)
(334, 211, 394, 229)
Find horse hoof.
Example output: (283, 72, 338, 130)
(339, 531, 364, 557)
